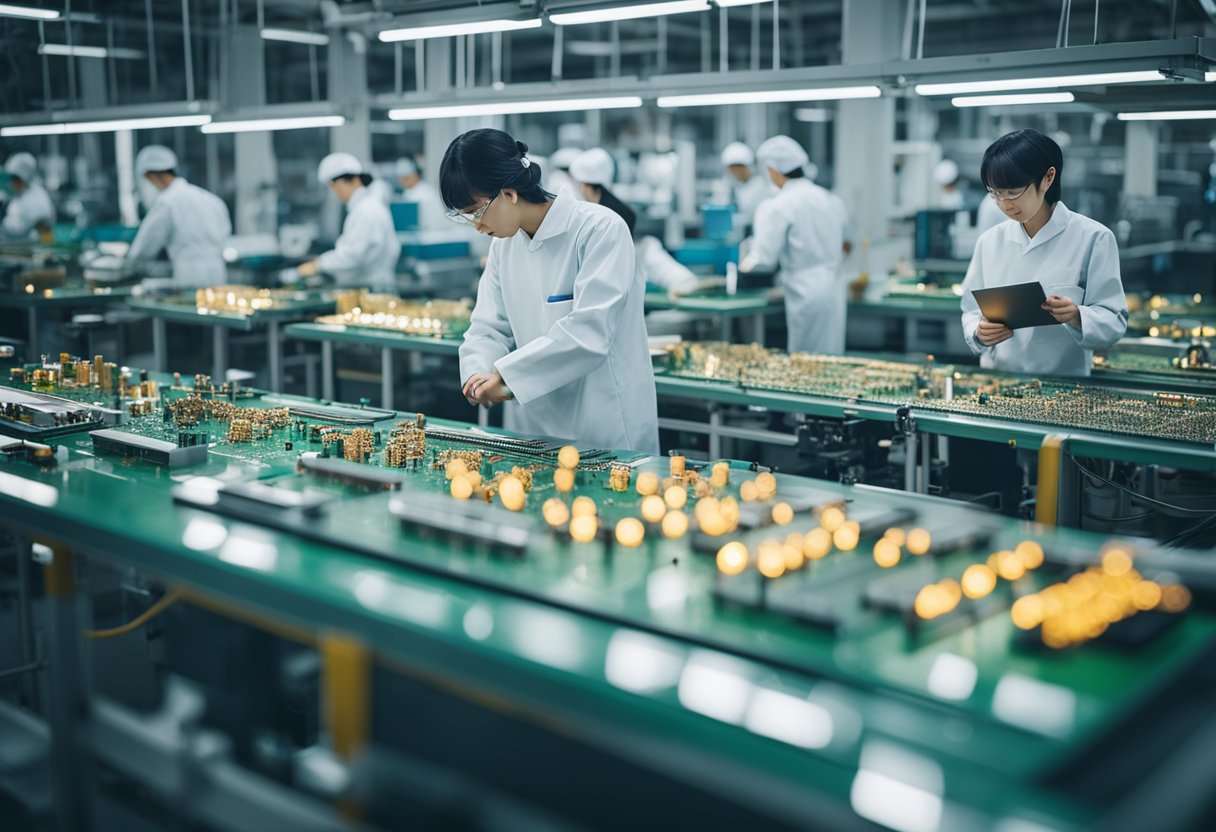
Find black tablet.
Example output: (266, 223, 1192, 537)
(971, 281, 1058, 329)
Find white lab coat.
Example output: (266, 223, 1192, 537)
(636, 235, 698, 295)
(317, 186, 400, 289)
(127, 178, 231, 288)
(365, 178, 394, 206)
(402, 180, 447, 232)
(960, 202, 1127, 377)
(1, 183, 55, 239)
(460, 191, 659, 454)
(546, 170, 581, 200)
(732, 173, 776, 226)
(746, 178, 845, 354)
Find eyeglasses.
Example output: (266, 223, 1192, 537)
(986, 185, 1031, 202)
(446, 191, 499, 226)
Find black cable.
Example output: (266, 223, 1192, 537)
(1081, 508, 1154, 524)
(1071, 455, 1216, 516)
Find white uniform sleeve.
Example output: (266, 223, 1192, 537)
(126, 203, 174, 262)
(742, 197, 788, 272)
(636, 236, 697, 293)
(316, 209, 372, 275)
(1067, 229, 1127, 350)
(959, 236, 991, 357)
(494, 218, 636, 405)
(1, 200, 32, 237)
(458, 245, 515, 382)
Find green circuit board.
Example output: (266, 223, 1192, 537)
(44, 384, 1205, 796)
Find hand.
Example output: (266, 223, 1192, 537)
(976, 318, 1013, 347)
(1041, 294, 1080, 327)
(462, 370, 512, 406)
(297, 260, 318, 278)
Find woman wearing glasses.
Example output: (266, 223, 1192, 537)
(960, 129, 1127, 376)
(297, 153, 399, 289)
(443, 129, 659, 454)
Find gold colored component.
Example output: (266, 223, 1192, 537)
(669, 455, 686, 478)
(906, 528, 932, 556)
(664, 485, 688, 510)
(318, 289, 472, 337)
(961, 564, 997, 599)
(1015, 540, 1045, 570)
(570, 514, 598, 543)
(1101, 546, 1133, 577)
(1011, 594, 1045, 630)
(661, 510, 689, 539)
(771, 502, 794, 526)
(872, 538, 901, 569)
(883, 527, 906, 547)
(614, 518, 645, 548)
(709, 461, 730, 488)
(571, 496, 597, 518)
(832, 521, 860, 552)
(641, 495, 667, 523)
(558, 445, 580, 470)
(607, 464, 629, 492)
(993, 550, 1026, 582)
(555, 467, 576, 493)
(636, 471, 660, 496)
(450, 475, 474, 500)
(716, 541, 749, 576)
(498, 475, 526, 511)
(803, 528, 832, 560)
(543, 498, 570, 528)
(756, 542, 786, 579)
(445, 459, 469, 480)
(819, 506, 846, 533)
(754, 471, 777, 499)
(739, 480, 759, 502)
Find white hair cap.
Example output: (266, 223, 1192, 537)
(935, 159, 960, 186)
(317, 152, 363, 184)
(569, 148, 615, 188)
(4, 152, 37, 183)
(135, 145, 178, 176)
(756, 135, 809, 176)
(395, 157, 419, 178)
(550, 147, 582, 170)
(720, 142, 754, 167)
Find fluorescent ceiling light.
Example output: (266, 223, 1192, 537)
(39, 44, 145, 59)
(658, 85, 881, 107)
(1, 114, 211, 137)
(389, 95, 642, 120)
(551, 1, 710, 26)
(201, 115, 345, 134)
(716, 0, 772, 6)
(260, 28, 329, 46)
(952, 92, 1075, 107)
(916, 70, 1163, 96)
(1206, 71, 1215, 82)
(380, 18, 540, 42)
(1117, 110, 1216, 121)
(0, 3, 59, 20)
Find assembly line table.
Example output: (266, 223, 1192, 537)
(0, 285, 135, 358)
(644, 288, 784, 343)
(129, 293, 335, 392)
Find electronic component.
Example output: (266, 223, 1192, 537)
(172, 478, 335, 521)
(90, 428, 209, 468)
(296, 453, 403, 490)
(316, 289, 472, 338)
(1, 387, 125, 439)
(388, 488, 536, 555)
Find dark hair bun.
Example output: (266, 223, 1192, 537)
(515, 140, 529, 155)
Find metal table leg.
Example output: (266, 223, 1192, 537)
(920, 431, 931, 493)
(478, 405, 489, 427)
(321, 341, 335, 401)
(719, 315, 731, 342)
(904, 430, 918, 492)
(152, 317, 167, 372)
(381, 347, 394, 410)
(43, 545, 94, 831)
(212, 327, 228, 383)
(267, 320, 282, 392)
(708, 406, 722, 461)
(15, 536, 38, 708)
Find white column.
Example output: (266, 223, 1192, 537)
(228, 27, 278, 235)
(1123, 121, 1158, 197)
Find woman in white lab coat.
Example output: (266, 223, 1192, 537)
(2, 153, 55, 241)
(298, 153, 399, 289)
(569, 147, 703, 298)
(395, 157, 447, 232)
(127, 145, 232, 288)
(960, 129, 1127, 377)
(741, 136, 845, 355)
(720, 142, 775, 228)
(443, 129, 658, 454)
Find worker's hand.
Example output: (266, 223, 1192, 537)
(1042, 294, 1081, 327)
(976, 318, 1013, 347)
(297, 260, 318, 278)
(462, 370, 512, 406)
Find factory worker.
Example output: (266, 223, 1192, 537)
(741, 135, 845, 355)
(2, 153, 55, 241)
(445, 129, 658, 454)
(570, 147, 701, 298)
(935, 159, 965, 210)
(298, 153, 399, 289)
(546, 147, 582, 198)
(960, 129, 1127, 377)
(720, 141, 774, 226)
(126, 145, 232, 288)
(396, 156, 447, 232)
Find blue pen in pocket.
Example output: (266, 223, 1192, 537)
(546, 294, 574, 303)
